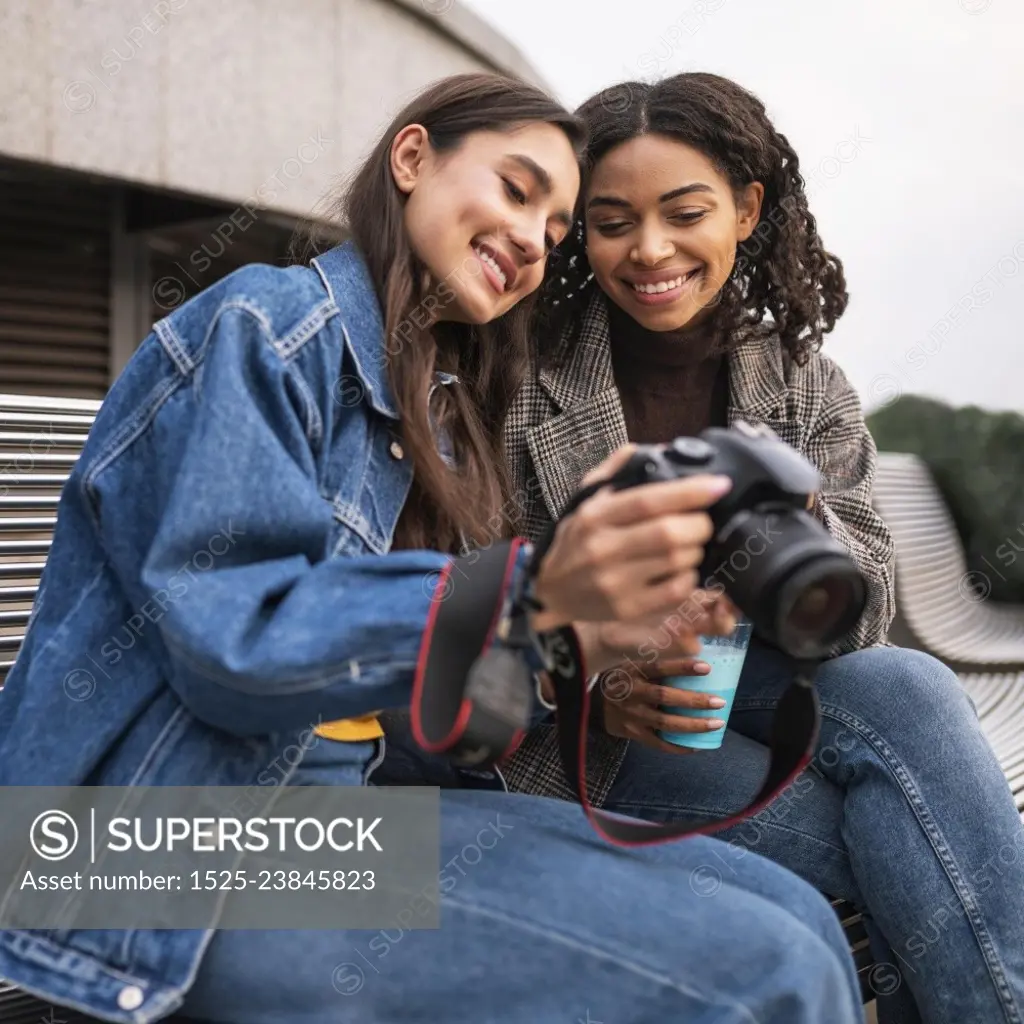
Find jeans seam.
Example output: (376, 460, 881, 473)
(441, 894, 762, 1024)
(605, 801, 849, 859)
(734, 696, 1023, 1024)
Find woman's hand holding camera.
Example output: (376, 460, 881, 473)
(530, 446, 733, 656)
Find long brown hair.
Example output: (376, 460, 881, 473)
(327, 73, 583, 552)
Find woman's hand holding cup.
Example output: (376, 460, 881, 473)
(599, 658, 722, 754)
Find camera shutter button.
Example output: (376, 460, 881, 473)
(666, 438, 714, 465)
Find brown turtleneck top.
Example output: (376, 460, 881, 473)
(607, 304, 730, 443)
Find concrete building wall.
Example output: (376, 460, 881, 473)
(0, 0, 545, 219)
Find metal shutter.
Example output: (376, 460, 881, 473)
(0, 163, 112, 399)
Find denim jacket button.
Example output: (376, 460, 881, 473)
(117, 985, 145, 1010)
(389, 441, 404, 460)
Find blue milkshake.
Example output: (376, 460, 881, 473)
(658, 620, 753, 750)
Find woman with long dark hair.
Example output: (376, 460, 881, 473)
(0, 74, 862, 1023)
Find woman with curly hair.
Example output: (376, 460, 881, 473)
(502, 73, 1024, 1024)
(375, 71, 1024, 1023)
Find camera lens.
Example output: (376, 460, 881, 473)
(786, 573, 864, 642)
(774, 557, 867, 658)
(704, 510, 867, 660)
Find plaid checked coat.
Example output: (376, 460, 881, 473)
(498, 293, 897, 806)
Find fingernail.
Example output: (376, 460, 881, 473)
(705, 718, 726, 730)
(708, 697, 726, 708)
(708, 476, 733, 496)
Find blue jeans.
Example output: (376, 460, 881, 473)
(179, 735, 863, 1023)
(604, 642, 1024, 1024)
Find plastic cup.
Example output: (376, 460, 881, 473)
(657, 620, 753, 750)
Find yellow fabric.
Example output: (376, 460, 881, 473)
(315, 714, 384, 742)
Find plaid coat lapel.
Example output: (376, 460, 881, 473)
(523, 296, 629, 523)
(501, 294, 634, 806)
(726, 333, 805, 450)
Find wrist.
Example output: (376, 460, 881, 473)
(529, 607, 568, 634)
(571, 622, 616, 676)
(515, 548, 568, 634)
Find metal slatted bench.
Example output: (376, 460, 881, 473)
(1, 394, 102, 686)
(0, 985, 143, 1024)
(872, 452, 1024, 815)
(873, 452, 1024, 668)
(959, 672, 1024, 811)
(0, 396, 191, 1023)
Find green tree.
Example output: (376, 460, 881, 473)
(867, 395, 1024, 603)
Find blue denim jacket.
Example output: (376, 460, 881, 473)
(0, 242, 537, 1021)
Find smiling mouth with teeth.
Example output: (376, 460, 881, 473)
(473, 244, 508, 293)
(630, 268, 701, 294)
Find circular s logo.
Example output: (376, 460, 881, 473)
(63, 668, 96, 701)
(868, 373, 902, 409)
(958, 570, 991, 603)
(600, 668, 634, 702)
(30, 810, 79, 861)
(62, 80, 96, 113)
(689, 865, 723, 897)
(867, 962, 902, 997)
(331, 962, 365, 996)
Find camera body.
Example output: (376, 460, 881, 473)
(601, 422, 867, 659)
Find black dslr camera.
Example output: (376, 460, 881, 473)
(594, 422, 867, 659)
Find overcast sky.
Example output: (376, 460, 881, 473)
(462, 0, 1023, 414)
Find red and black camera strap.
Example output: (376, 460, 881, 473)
(543, 624, 822, 846)
(410, 539, 535, 765)
(409, 538, 823, 848)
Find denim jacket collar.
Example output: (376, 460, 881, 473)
(312, 241, 399, 420)
(312, 241, 459, 421)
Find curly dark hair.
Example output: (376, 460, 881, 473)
(539, 72, 848, 366)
